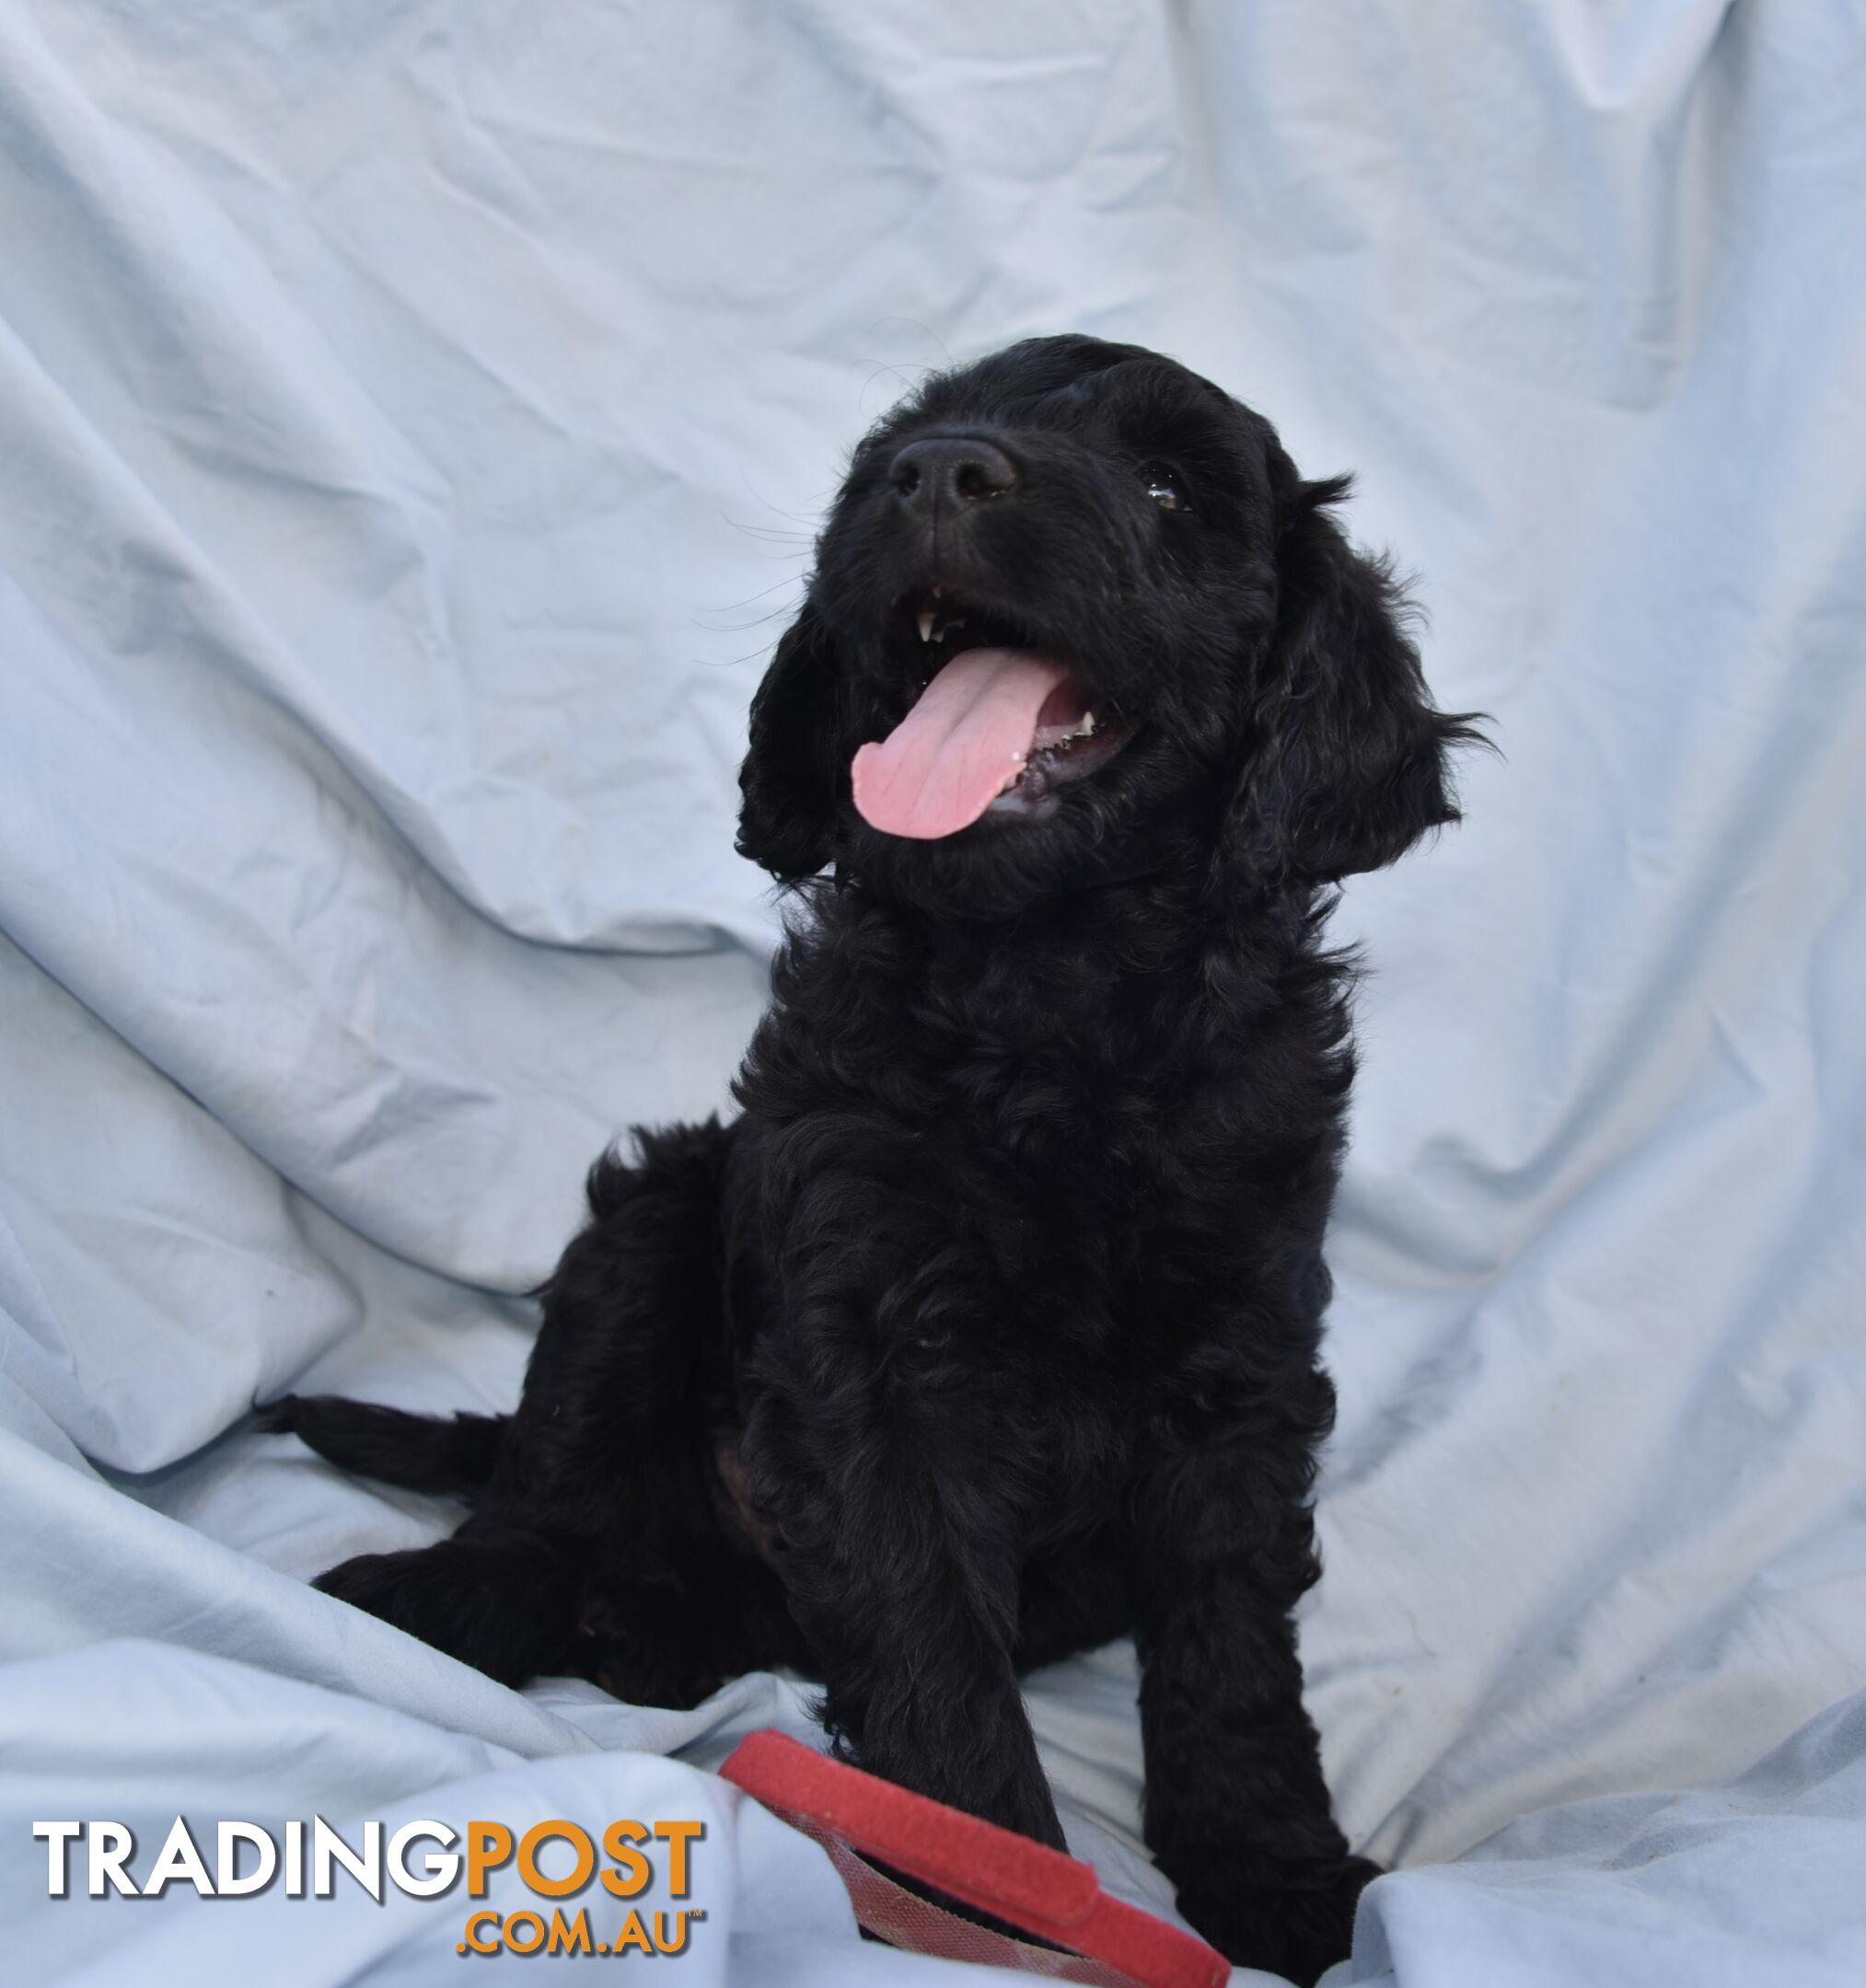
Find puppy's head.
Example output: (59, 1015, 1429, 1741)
(738, 335, 1477, 911)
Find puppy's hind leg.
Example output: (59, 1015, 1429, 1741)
(314, 1519, 585, 1686)
(291, 1119, 744, 1693)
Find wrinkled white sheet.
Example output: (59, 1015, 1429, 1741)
(3, 3, 1863, 1982)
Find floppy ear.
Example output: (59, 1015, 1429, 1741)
(1227, 478, 1479, 889)
(736, 599, 844, 883)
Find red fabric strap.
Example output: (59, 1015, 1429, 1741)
(720, 1729, 1229, 1988)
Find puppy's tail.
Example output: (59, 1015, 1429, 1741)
(263, 1393, 506, 1498)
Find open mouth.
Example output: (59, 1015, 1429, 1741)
(850, 587, 1134, 838)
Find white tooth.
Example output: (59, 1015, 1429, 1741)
(917, 610, 935, 643)
(1081, 711, 1097, 735)
(933, 584, 944, 598)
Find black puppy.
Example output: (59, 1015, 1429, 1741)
(274, 335, 1475, 1982)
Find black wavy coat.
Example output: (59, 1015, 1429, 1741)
(274, 335, 1477, 1984)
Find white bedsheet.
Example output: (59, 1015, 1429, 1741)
(2, 4, 1862, 1982)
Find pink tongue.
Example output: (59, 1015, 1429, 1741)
(852, 646, 1072, 839)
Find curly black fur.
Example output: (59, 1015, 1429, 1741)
(271, 335, 1479, 1982)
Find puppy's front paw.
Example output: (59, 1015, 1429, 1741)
(1179, 1854, 1380, 1987)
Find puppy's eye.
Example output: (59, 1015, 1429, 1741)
(1140, 462, 1189, 513)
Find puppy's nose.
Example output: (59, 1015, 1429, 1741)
(889, 437, 1019, 512)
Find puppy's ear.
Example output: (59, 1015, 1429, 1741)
(736, 599, 843, 883)
(1227, 478, 1480, 888)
